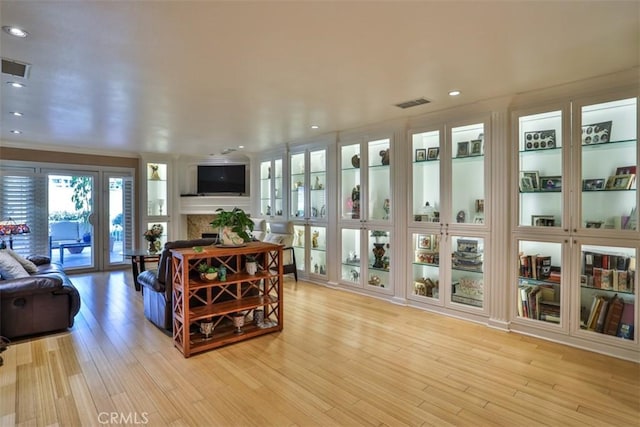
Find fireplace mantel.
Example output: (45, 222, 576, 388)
(179, 195, 251, 215)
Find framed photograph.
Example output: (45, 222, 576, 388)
(520, 170, 539, 191)
(469, 139, 482, 156)
(457, 239, 478, 253)
(540, 176, 562, 191)
(524, 129, 556, 150)
(475, 199, 484, 213)
(582, 178, 605, 191)
(427, 147, 440, 161)
(531, 215, 555, 227)
(519, 176, 535, 192)
(415, 251, 436, 264)
(416, 234, 431, 250)
(456, 141, 469, 158)
(585, 221, 604, 229)
(615, 165, 637, 176)
(582, 121, 612, 145)
(415, 148, 427, 162)
(606, 174, 635, 190)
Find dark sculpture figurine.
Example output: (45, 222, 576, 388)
(351, 154, 360, 168)
(351, 184, 360, 219)
(379, 149, 390, 165)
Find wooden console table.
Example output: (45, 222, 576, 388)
(171, 241, 283, 357)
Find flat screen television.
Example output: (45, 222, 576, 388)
(197, 164, 247, 195)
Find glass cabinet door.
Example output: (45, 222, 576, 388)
(273, 159, 283, 217)
(309, 225, 327, 276)
(579, 97, 637, 231)
(516, 239, 563, 324)
(290, 153, 305, 218)
(341, 227, 361, 285)
(309, 149, 327, 221)
(451, 124, 486, 225)
(340, 144, 361, 220)
(517, 110, 564, 228)
(146, 162, 167, 217)
(292, 223, 305, 272)
(367, 139, 391, 222)
(259, 158, 284, 218)
(450, 235, 485, 308)
(412, 130, 441, 223)
(259, 161, 271, 216)
(578, 243, 636, 342)
(367, 229, 391, 289)
(411, 232, 441, 300)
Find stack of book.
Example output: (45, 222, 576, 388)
(517, 283, 559, 323)
(452, 239, 482, 272)
(583, 294, 633, 338)
(582, 251, 636, 293)
(519, 253, 553, 280)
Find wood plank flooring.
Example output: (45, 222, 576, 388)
(1, 270, 638, 426)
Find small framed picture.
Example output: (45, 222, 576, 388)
(524, 129, 556, 150)
(473, 215, 484, 224)
(427, 147, 439, 161)
(416, 234, 431, 249)
(531, 215, 555, 227)
(415, 148, 427, 162)
(520, 176, 535, 192)
(585, 221, 604, 229)
(615, 165, 637, 176)
(606, 174, 635, 190)
(540, 176, 562, 191)
(469, 140, 482, 156)
(582, 178, 605, 191)
(456, 141, 469, 158)
(475, 199, 484, 213)
(520, 171, 540, 191)
(582, 121, 612, 145)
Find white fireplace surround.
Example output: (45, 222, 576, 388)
(180, 195, 252, 239)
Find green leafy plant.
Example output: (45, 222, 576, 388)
(370, 230, 388, 237)
(209, 208, 254, 242)
(197, 263, 217, 274)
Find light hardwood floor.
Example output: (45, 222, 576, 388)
(1, 270, 638, 426)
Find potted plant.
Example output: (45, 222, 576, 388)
(197, 263, 218, 281)
(209, 208, 254, 245)
(245, 255, 258, 275)
(370, 230, 388, 243)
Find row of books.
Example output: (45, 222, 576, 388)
(583, 268, 635, 293)
(583, 294, 634, 339)
(583, 251, 635, 275)
(519, 253, 552, 280)
(517, 284, 560, 323)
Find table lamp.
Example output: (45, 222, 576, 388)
(0, 218, 30, 249)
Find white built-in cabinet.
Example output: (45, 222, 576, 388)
(258, 153, 285, 220)
(338, 136, 394, 295)
(141, 157, 170, 248)
(289, 146, 329, 279)
(408, 117, 491, 318)
(511, 92, 638, 360)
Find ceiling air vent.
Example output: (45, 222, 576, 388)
(2, 58, 31, 78)
(394, 97, 431, 109)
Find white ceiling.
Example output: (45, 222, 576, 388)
(1, 1, 638, 157)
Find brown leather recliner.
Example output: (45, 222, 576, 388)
(137, 238, 218, 331)
(0, 256, 81, 339)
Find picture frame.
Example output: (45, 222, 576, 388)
(416, 234, 431, 250)
(585, 221, 604, 229)
(520, 170, 539, 191)
(615, 165, 637, 176)
(582, 178, 605, 191)
(606, 174, 635, 190)
(524, 129, 556, 151)
(581, 121, 612, 145)
(531, 215, 555, 227)
(473, 215, 484, 224)
(475, 199, 484, 213)
(456, 141, 469, 158)
(457, 239, 478, 253)
(519, 176, 535, 192)
(427, 147, 439, 161)
(415, 148, 427, 162)
(469, 139, 482, 156)
(540, 176, 562, 192)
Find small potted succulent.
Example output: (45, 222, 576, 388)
(245, 255, 258, 275)
(197, 263, 218, 281)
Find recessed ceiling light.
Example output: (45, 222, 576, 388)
(10, 111, 23, 117)
(311, 125, 319, 129)
(7, 81, 25, 88)
(238, 145, 245, 149)
(448, 90, 461, 96)
(10, 130, 22, 134)
(2, 26, 28, 38)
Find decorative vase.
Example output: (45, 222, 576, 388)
(200, 272, 218, 281)
(246, 261, 257, 275)
(232, 313, 245, 334)
(148, 240, 158, 254)
(351, 154, 360, 168)
(372, 243, 386, 269)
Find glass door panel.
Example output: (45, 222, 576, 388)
(106, 174, 133, 266)
(450, 235, 484, 308)
(292, 224, 305, 272)
(274, 159, 283, 217)
(367, 139, 391, 222)
(518, 110, 564, 228)
(146, 162, 167, 216)
(260, 161, 271, 216)
(341, 228, 361, 286)
(310, 225, 327, 276)
(579, 243, 636, 340)
(411, 232, 440, 300)
(340, 144, 361, 220)
(310, 149, 327, 220)
(517, 240, 563, 324)
(290, 153, 305, 218)
(580, 98, 637, 230)
(451, 124, 485, 224)
(412, 130, 440, 223)
(367, 229, 391, 288)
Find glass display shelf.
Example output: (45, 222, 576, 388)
(519, 146, 563, 155)
(581, 138, 636, 151)
(581, 285, 635, 295)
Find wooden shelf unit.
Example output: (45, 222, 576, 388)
(171, 241, 283, 357)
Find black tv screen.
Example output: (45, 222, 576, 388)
(197, 165, 247, 194)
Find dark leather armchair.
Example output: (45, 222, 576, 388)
(137, 238, 217, 331)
